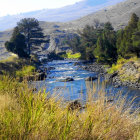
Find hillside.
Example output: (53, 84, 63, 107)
(69, 0, 140, 30)
(0, 0, 140, 58)
(0, 0, 124, 31)
(38, 0, 140, 33)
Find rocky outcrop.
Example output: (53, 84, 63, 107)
(79, 60, 140, 89)
(112, 61, 140, 89)
(44, 31, 77, 53)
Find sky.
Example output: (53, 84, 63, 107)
(0, 0, 83, 17)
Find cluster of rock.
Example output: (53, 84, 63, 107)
(79, 62, 107, 76)
(111, 61, 140, 89)
(78, 61, 140, 90)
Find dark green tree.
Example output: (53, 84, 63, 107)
(104, 22, 114, 31)
(66, 36, 81, 53)
(5, 27, 28, 58)
(117, 13, 139, 58)
(127, 13, 139, 30)
(17, 18, 46, 55)
(79, 25, 102, 60)
(94, 22, 117, 64)
(131, 21, 140, 57)
(116, 30, 125, 57)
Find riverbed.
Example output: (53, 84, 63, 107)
(35, 60, 140, 109)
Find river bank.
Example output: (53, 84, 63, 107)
(77, 58, 140, 90)
(0, 55, 47, 82)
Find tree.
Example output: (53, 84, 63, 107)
(127, 13, 139, 30)
(131, 21, 140, 57)
(94, 22, 117, 64)
(116, 30, 125, 57)
(17, 18, 46, 55)
(79, 25, 102, 60)
(66, 36, 81, 53)
(132, 31, 140, 57)
(104, 22, 114, 31)
(5, 27, 28, 58)
(117, 13, 139, 58)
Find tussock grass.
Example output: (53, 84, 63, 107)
(0, 77, 139, 139)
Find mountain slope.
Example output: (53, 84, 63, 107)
(69, 0, 140, 30)
(0, 0, 124, 31)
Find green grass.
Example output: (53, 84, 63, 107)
(0, 77, 139, 139)
(0, 55, 39, 80)
(107, 57, 139, 74)
(16, 65, 36, 77)
(61, 51, 81, 59)
(0, 54, 18, 63)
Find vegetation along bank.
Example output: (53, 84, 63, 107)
(68, 13, 140, 89)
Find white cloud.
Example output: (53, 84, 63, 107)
(0, 0, 83, 17)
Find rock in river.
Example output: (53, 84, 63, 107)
(60, 77, 74, 82)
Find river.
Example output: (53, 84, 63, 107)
(35, 60, 140, 109)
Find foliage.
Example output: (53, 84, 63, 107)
(117, 13, 140, 57)
(0, 77, 139, 139)
(68, 13, 140, 64)
(94, 22, 117, 64)
(16, 65, 36, 77)
(79, 25, 102, 61)
(17, 18, 47, 55)
(5, 27, 29, 58)
(66, 36, 81, 53)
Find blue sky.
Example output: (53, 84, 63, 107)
(0, 0, 83, 17)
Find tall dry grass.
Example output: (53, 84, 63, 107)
(0, 76, 139, 140)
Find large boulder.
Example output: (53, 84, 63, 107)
(60, 77, 74, 82)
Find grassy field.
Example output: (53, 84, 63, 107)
(0, 77, 139, 139)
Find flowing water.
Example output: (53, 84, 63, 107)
(36, 60, 140, 109)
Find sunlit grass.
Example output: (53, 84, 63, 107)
(60, 51, 81, 59)
(0, 76, 139, 139)
(107, 56, 139, 74)
(0, 54, 18, 63)
(16, 65, 36, 77)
